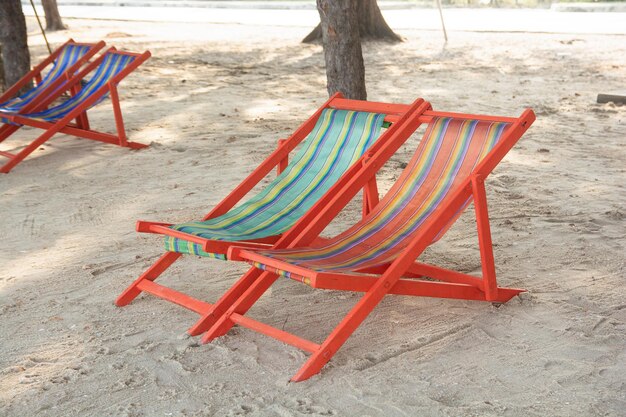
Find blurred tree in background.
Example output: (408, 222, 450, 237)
(316, 0, 367, 100)
(42, 0, 68, 31)
(304, 0, 402, 43)
(0, 0, 30, 91)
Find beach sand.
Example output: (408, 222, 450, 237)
(1, 12, 625, 417)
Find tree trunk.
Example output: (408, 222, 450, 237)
(0, 0, 30, 90)
(0, 45, 5, 93)
(302, 24, 323, 44)
(317, 0, 366, 100)
(357, 0, 403, 41)
(42, 0, 67, 31)
(304, 0, 402, 44)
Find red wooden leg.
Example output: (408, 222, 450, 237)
(200, 270, 280, 343)
(291, 271, 397, 381)
(116, 251, 182, 306)
(76, 111, 90, 131)
(0, 128, 58, 173)
(471, 175, 498, 301)
(110, 85, 128, 147)
(187, 266, 263, 336)
(0, 124, 20, 142)
(276, 139, 288, 175)
(362, 175, 379, 217)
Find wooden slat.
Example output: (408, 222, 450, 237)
(383, 114, 401, 123)
(231, 312, 320, 353)
(422, 110, 519, 123)
(330, 97, 411, 115)
(408, 262, 484, 288)
(312, 272, 523, 303)
(137, 280, 212, 315)
(239, 250, 318, 279)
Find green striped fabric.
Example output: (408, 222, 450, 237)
(164, 108, 385, 259)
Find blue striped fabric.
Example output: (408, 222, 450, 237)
(23, 52, 135, 122)
(164, 109, 386, 259)
(0, 44, 91, 114)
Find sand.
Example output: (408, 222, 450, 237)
(0, 11, 625, 417)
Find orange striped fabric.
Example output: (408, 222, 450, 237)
(251, 117, 510, 276)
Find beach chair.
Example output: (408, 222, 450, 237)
(116, 95, 433, 337)
(0, 39, 104, 115)
(206, 107, 535, 381)
(0, 47, 150, 173)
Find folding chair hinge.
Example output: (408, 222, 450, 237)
(276, 139, 289, 175)
(227, 246, 246, 261)
(471, 173, 485, 185)
(360, 150, 379, 169)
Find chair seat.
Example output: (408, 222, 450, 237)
(164, 108, 386, 258)
(0, 41, 95, 113)
(250, 117, 511, 275)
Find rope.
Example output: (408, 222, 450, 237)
(435, 0, 448, 43)
(29, 0, 52, 54)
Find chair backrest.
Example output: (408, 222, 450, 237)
(166, 108, 386, 253)
(0, 42, 93, 111)
(25, 51, 137, 122)
(267, 116, 512, 272)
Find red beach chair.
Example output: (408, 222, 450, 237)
(209, 107, 536, 381)
(116, 95, 433, 338)
(0, 39, 104, 115)
(0, 47, 150, 173)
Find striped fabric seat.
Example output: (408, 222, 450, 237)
(0, 43, 92, 113)
(22, 52, 135, 122)
(251, 117, 511, 277)
(164, 109, 386, 259)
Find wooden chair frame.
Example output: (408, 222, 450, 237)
(0, 39, 105, 157)
(115, 95, 433, 338)
(0, 39, 104, 110)
(201, 107, 536, 381)
(0, 47, 151, 173)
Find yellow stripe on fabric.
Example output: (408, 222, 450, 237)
(203, 109, 338, 230)
(28, 53, 131, 121)
(273, 117, 450, 264)
(325, 119, 477, 270)
(227, 112, 367, 237)
(163, 109, 386, 257)
(171, 110, 377, 237)
(30, 54, 118, 120)
(258, 118, 511, 273)
(0, 44, 87, 110)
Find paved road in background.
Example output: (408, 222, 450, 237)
(23, 1, 626, 35)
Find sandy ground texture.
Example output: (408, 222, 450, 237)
(1, 12, 625, 417)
